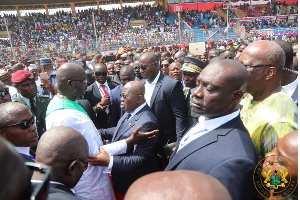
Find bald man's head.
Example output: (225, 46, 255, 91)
(0, 138, 31, 200)
(36, 126, 89, 188)
(56, 63, 87, 100)
(125, 170, 232, 200)
(121, 81, 145, 112)
(120, 65, 135, 85)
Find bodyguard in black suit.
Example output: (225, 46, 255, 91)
(91, 81, 160, 194)
(139, 52, 189, 161)
(165, 60, 258, 200)
(84, 63, 119, 128)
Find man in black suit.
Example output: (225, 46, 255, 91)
(89, 81, 160, 194)
(84, 63, 119, 128)
(36, 126, 88, 200)
(0, 102, 38, 162)
(139, 52, 189, 164)
(165, 60, 258, 200)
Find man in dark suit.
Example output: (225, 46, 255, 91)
(11, 70, 51, 138)
(84, 63, 119, 128)
(0, 102, 38, 162)
(109, 65, 135, 127)
(139, 52, 189, 163)
(89, 81, 160, 195)
(165, 60, 258, 200)
(36, 126, 88, 200)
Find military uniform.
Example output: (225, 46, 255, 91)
(13, 94, 51, 137)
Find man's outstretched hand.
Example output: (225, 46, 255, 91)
(125, 126, 159, 146)
(88, 147, 110, 166)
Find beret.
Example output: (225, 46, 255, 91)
(11, 70, 34, 83)
(181, 57, 207, 74)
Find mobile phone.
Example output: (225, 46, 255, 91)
(105, 55, 117, 62)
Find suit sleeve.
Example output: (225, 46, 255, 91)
(112, 121, 158, 172)
(170, 81, 189, 143)
(108, 92, 121, 127)
(208, 157, 257, 200)
(99, 127, 116, 141)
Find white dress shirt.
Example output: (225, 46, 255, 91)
(282, 76, 298, 97)
(178, 109, 240, 151)
(144, 71, 161, 106)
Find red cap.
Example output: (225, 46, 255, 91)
(11, 70, 34, 83)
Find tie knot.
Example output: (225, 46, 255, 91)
(30, 98, 35, 103)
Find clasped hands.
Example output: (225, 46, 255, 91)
(88, 126, 158, 166)
(93, 96, 110, 112)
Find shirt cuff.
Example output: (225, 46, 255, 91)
(108, 156, 114, 170)
(102, 140, 127, 156)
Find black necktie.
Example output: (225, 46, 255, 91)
(30, 98, 37, 116)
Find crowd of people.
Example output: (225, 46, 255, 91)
(0, 1, 297, 62)
(0, 31, 298, 200)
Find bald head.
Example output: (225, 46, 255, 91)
(121, 81, 145, 112)
(124, 81, 145, 96)
(93, 63, 106, 72)
(140, 52, 158, 63)
(125, 170, 232, 200)
(36, 126, 88, 188)
(56, 63, 87, 100)
(0, 102, 29, 128)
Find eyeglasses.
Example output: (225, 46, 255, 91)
(72, 79, 88, 84)
(94, 72, 107, 77)
(120, 93, 129, 99)
(134, 66, 140, 70)
(0, 88, 9, 98)
(244, 64, 272, 69)
(161, 64, 169, 68)
(0, 116, 35, 130)
(139, 61, 157, 70)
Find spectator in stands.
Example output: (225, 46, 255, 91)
(239, 40, 298, 161)
(124, 171, 232, 200)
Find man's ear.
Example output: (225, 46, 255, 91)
(265, 67, 276, 81)
(232, 90, 243, 103)
(67, 160, 79, 176)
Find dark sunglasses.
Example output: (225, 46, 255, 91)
(134, 66, 140, 70)
(139, 61, 157, 70)
(120, 93, 129, 99)
(0, 88, 9, 98)
(0, 116, 35, 130)
(94, 72, 107, 77)
(161, 64, 169, 68)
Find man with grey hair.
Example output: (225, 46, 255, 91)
(239, 40, 298, 161)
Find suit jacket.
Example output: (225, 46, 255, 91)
(109, 84, 123, 127)
(100, 105, 160, 194)
(76, 99, 100, 128)
(47, 183, 80, 200)
(148, 73, 189, 145)
(13, 94, 51, 138)
(84, 81, 119, 129)
(165, 116, 258, 200)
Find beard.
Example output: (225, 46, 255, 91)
(74, 87, 84, 100)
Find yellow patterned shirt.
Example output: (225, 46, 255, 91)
(240, 90, 298, 161)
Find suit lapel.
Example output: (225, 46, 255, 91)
(150, 74, 164, 108)
(93, 82, 102, 100)
(112, 113, 130, 141)
(166, 116, 242, 170)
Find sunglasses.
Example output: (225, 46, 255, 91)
(94, 72, 107, 77)
(0, 88, 9, 98)
(139, 61, 157, 70)
(134, 66, 140, 70)
(120, 93, 129, 99)
(0, 116, 35, 129)
(161, 64, 169, 68)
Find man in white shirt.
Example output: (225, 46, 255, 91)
(165, 60, 258, 200)
(46, 63, 157, 200)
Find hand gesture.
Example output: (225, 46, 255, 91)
(88, 147, 110, 166)
(125, 126, 158, 146)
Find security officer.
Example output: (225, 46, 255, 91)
(11, 70, 51, 140)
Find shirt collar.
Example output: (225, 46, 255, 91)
(145, 71, 160, 85)
(198, 109, 240, 132)
(129, 102, 147, 117)
(20, 94, 36, 105)
(96, 80, 108, 88)
(15, 146, 30, 156)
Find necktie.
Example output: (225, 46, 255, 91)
(101, 85, 109, 97)
(30, 98, 37, 116)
